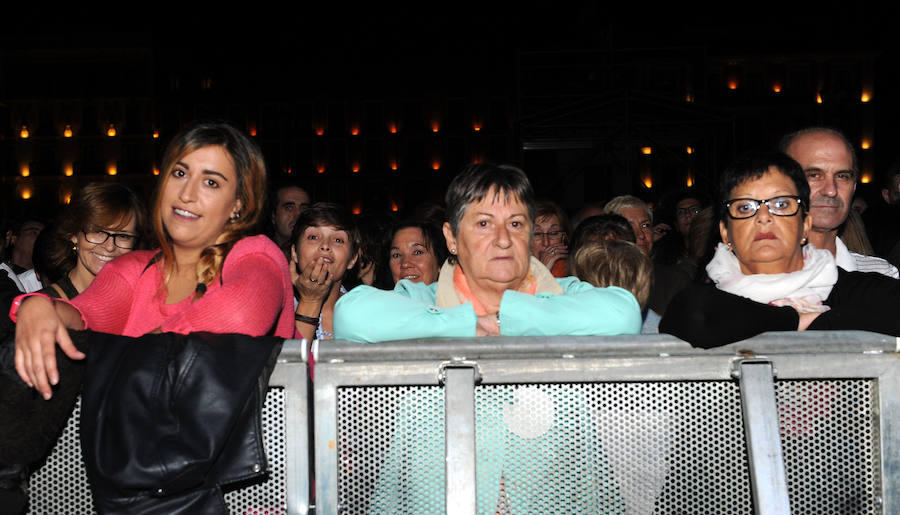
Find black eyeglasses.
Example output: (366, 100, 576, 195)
(533, 230, 566, 242)
(724, 196, 803, 220)
(83, 230, 138, 249)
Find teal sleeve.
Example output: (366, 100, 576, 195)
(498, 280, 642, 336)
(334, 284, 478, 343)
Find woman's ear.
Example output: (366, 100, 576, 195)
(347, 250, 359, 271)
(802, 213, 813, 242)
(442, 222, 457, 255)
(718, 220, 730, 247)
(290, 244, 299, 264)
(231, 198, 243, 220)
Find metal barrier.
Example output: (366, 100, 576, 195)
(26, 338, 310, 515)
(312, 331, 900, 515)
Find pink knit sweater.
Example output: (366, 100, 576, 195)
(71, 235, 295, 338)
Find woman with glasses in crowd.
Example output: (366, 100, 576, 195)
(39, 183, 147, 301)
(531, 200, 571, 277)
(661, 152, 900, 348)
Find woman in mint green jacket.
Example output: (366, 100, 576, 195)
(330, 163, 639, 512)
(333, 163, 641, 343)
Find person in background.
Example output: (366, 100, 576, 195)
(388, 220, 447, 285)
(531, 200, 572, 277)
(290, 203, 359, 343)
(605, 195, 691, 322)
(781, 127, 898, 278)
(38, 183, 148, 301)
(567, 213, 636, 260)
(5, 219, 46, 293)
(570, 239, 652, 311)
(349, 214, 395, 291)
(269, 181, 310, 251)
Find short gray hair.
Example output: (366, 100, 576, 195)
(444, 163, 536, 236)
(603, 195, 652, 222)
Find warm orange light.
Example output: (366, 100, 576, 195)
(352, 205, 362, 215)
(20, 164, 29, 177)
(816, 92, 823, 104)
(686, 175, 694, 188)
(861, 92, 872, 103)
(390, 160, 398, 171)
(473, 122, 482, 132)
(350, 126, 360, 136)
(684, 93, 694, 103)
(19, 125, 29, 139)
(389, 123, 397, 134)
(351, 163, 360, 173)
(642, 177, 653, 189)
(63, 125, 73, 138)
(317, 164, 326, 174)
(861, 173, 872, 184)
(315, 127, 325, 136)
(772, 83, 782, 93)
(431, 121, 440, 133)
(64, 164, 74, 176)
(861, 139, 871, 150)
(431, 161, 441, 170)
(472, 156, 483, 164)
(641, 147, 652, 155)
(391, 201, 399, 212)
(107, 164, 117, 176)
(21, 188, 32, 200)
(727, 79, 739, 90)
(153, 167, 160, 176)
(686, 146, 694, 155)
(106, 124, 117, 137)
(248, 124, 257, 137)
(64, 193, 72, 204)
(152, 130, 159, 139)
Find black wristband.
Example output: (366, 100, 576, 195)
(294, 313, 319, 326)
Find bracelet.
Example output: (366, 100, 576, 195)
(294, 313, 320, 326)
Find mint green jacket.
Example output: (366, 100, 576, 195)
(334, 259, 642, 343)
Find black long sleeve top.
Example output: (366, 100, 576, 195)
(659, 269, 900, 348)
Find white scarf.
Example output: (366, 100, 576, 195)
(705, 242, 838, 313)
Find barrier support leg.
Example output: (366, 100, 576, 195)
(738, 360, 791, 515)
(444, 367, 476, 515)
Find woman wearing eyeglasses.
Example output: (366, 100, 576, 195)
(38, 183, 147, 301)
(531, 200, 571, 277)
(660, 152, 900, 348)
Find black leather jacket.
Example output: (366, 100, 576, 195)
(78, 330, 281, 514)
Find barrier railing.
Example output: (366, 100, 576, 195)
(312, 331, 900, 515)
(24, 331, 900, 514)
(26, 338, 311, 515)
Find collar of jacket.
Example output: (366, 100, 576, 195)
(434, 256, 563, 309)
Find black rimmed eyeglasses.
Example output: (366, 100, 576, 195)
(83, 230, 138, 249)
(724, 196, 803, 220)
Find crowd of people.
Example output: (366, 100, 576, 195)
(3, 120, 900, 510)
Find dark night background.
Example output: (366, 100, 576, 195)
(3, 4, 900, 222)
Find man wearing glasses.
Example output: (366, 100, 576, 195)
(781, 127, 898, 278)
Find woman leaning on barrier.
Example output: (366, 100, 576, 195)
(660, 151, 900, 348)
(333, 162, 642, 342)
(12, 121, 295, 397)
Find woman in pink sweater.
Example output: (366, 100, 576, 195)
(12, 122, 294, 399)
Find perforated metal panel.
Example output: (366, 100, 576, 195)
(224, 387, 288, 514)
(338, 386, 445, 514)
(27, 387, 289, 514)
(776, 379, 879, 515)
(27, 398, 93, 515)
